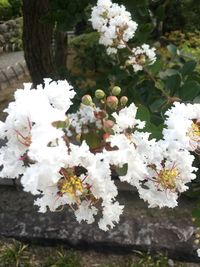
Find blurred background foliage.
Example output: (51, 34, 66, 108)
(0, 0, 21, 20)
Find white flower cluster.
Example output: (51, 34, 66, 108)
(0, 80, 198, 230)
(90, 0, 138, 55)
(0, 81, 122, 231)
(67, 104, 102, 136)
(103, 103, 197, 209)
(128, 44, 156, 72)
(0, 79, 75, 179)
(90, 1, 157, 71)
(163, 102, 200, 151)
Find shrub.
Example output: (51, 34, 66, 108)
(0, 0, 12, 21)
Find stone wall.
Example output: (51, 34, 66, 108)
(0, 17, 22, 53)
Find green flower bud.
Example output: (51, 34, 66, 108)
(82, 94, 93, 106)
(106, 96, 119, 110)
(194, 239, 200, 245)
(112, 86, 121, 96)
(120, 96, 128, 106)
(95, 89, 105, 99)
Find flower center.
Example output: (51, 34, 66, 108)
(189, 122, 200, 140)
(157, 168, 179, 190)
(58, 175, 84, 196)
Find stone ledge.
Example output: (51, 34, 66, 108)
(0, 60, 28, 90)
(0, 186, 199, 263)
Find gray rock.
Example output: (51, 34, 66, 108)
(4, 32, 13, 42)
(0, 186, 199, 262)
(0, 24, 8, 34)
(6, 20, 16, 29)
(0, 34, 5, 45)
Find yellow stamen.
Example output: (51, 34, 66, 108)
(58, 175, 84, 196)
(157, 168, 178, 190)
(188, 122, 200, 142)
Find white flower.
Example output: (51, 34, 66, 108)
(112, 103, 145, 133)
(129, 44, 156, 72)
(21, 161, 62, 195)
(68, 105, 102, 135)
(137, 140, 197, 208)
(42, 79, 75, 111)
(90, 0, 138, 54)
(75, 201, 98, 224)
(163, 102, 200, 151)
(98, 201, 124, 231)
(197, 248, 200, 257)
(0, 80, 75, 179)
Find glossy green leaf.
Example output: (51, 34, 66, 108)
(179, 80, 200, 101)
(165, 74, 181, 95)
(181, 60, 197, 76)
(149, 98, 166, 112)
(136, 105, 150, 123)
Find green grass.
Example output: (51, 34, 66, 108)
(44, 249, 81, 267)
(0, 239, 191, 267)
(0, 239, 30, 267)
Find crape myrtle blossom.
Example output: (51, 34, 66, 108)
(67, 104, 102, 136)
(103, 103, 197, 208)
(90, 0, 138, 55)
(137, 140, 197, 208)
(127, 44, 156, 72)
(163, 102, 200, 151)
(111, 103, 145, 133)
(90, 0, 157, 71)
(0, 79, 75, 178)
(34, 142, 123, 231)
(0, 79, 124, 231)
(0, 78, 198, 230)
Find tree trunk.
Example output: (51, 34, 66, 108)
(54, 30, 68, 71)
(22, 0, 55, 86)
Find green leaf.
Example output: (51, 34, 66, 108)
(165, 74, 181, 95)
(159, 69, 179, 79)
(181, 60, 197, 76)
(136, 105, 150, 123)
(192, 208, 200, 218)
(115, 164, 128, 176)
(148, 123, 164, 140)
(136, 23, 153, 42)
(167, 44, 177, 56)
(82, 132, 101, 149)
(147, 60, 162, 75)
(52, 119, 69, 129)
(149, 98, 166, 112)
(179, 80, 200, 101)
(155, 5, 165, 22)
